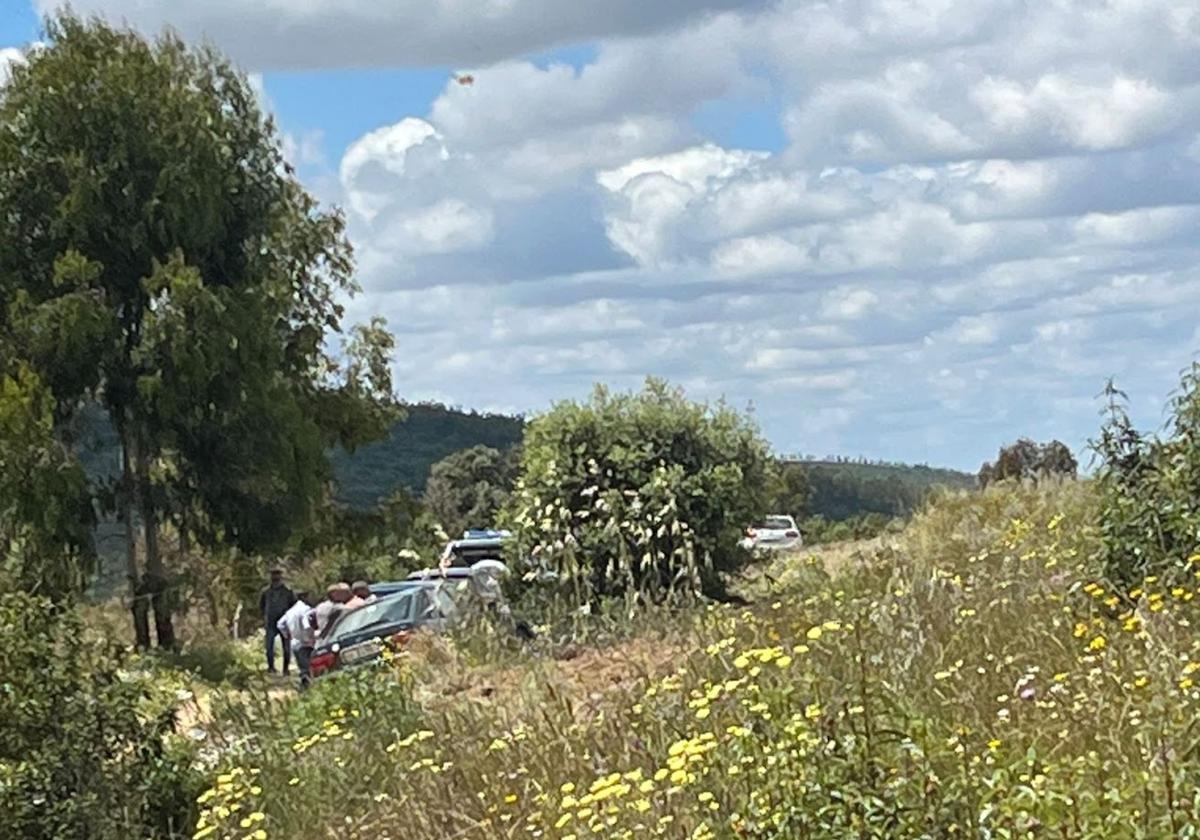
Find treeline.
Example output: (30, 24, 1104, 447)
(330, 403, 523, 505)
(74, 401, 971, 530)
(798, 461, 974, 521)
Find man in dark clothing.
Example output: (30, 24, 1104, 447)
(260, 566, 296, 674)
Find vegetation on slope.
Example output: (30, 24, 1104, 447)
(798, 459, 976, 520)
(186, 478, 1200, 839)
(331, 402, 523, 507)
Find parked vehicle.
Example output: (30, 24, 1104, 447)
(368, 580, 419, 598)
(311, 561, 521, 678)
(309, 582, 461, 677)
(440, 529, 511, 567)
(740, 515, 802, 551)
(368, 560, 489, 599)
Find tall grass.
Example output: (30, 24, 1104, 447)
(191, 480, 1200, 839)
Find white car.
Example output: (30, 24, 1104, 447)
(740, 515, 802, 551)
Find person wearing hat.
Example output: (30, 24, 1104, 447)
(309, 582, 352, 640)
(260, 566, 296, 674)
(349, 580, 376, 607)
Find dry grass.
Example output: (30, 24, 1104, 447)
(187, 480, 1200, 838)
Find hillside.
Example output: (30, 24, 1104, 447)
(184, 480, 1200, 839)
(330, 403, 524, 507)
(797, 459, 977, 520)
(73, 405, 971, 516)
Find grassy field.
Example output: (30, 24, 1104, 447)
(177, 479, 1200, 839)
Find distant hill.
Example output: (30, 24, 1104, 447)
(331, 403, 524, 507)
(74, 405, 970, 518)
(791, 459, 977, 521)
(73, 401, 524, 508)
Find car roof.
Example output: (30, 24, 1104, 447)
(369, 581, 420, 592)
(448, 530, 511, 550)
(462, 528, 510, 539)
(406, 567, 475, 580)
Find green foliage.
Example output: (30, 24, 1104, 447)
(197, 654, 423, 838)
(799, 511, 901, 545)
(0, 15, 397, 638)
(1094, 371, 1200, 586)
(0, 595, 200, 840)
(424, 444, 520, 537)
(74, 401, 524, 514)
(189, 479, 1200, 839)
(979, 437, 1079, 487)
(506, 379, 773, 600)
(798, 459, 974, 520)
(766, 460, 812, 519)
(291, 488, 447, 590)
(0, 362, 95, 597)
(331, 402, 524, 506)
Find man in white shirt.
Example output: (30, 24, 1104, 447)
(276, 590, 316, 688)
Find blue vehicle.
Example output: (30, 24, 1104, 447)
(316, 561, 531, 677)
(368, 567, 478, 599)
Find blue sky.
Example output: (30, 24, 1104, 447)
(5, 0, 1200, 470)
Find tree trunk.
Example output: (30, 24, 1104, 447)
(138, 438, 175, 650)
(121, 425, 151, 650)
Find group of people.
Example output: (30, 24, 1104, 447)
(259, 567, 377, 688)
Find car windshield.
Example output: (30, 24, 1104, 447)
(328, 593, 414, 641)
(760, 517, 794, 530)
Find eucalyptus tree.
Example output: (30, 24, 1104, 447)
(0, 16, 397, 646)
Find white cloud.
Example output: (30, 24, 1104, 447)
(381, 198, 495, 255)
(340, 119, 449, 221)
(0, 48, 24, 86)
(38, 0, 767, 69)
(597, 144, 767, 265)
(939, 315, 1002, 346)
(38, 0, 1200, 468)
(821, 288, 879, 320)
(0, 42, 44, 87)
(972, 74, 1178, 152)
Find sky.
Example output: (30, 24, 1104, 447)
(3, 0, 1200, 471)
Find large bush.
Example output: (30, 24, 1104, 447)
(1094, 369, 1200, 586)
(0, 595, 199, 840)
(506, 379, 773, 600)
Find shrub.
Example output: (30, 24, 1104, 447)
(1094, 370, 1200, 586)
(505, 378, 773, 601)
(0, 595, 200, 840)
